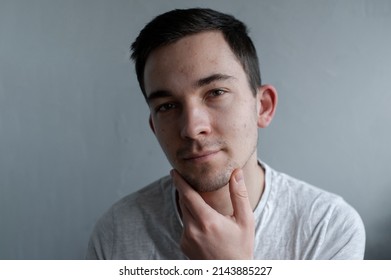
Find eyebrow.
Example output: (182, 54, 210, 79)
(146, 73, 235, 104)
(194, 73, 236, 88)
(146, 90, 172, 104)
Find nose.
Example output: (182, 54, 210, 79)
(180, 104, 212, 139)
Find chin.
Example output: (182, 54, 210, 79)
(189, 177, 229, 193)
(180, 164, 235, 193)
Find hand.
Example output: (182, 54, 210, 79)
(171, 169, 255, 259)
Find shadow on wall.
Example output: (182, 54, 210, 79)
(365, 218, 391, 260)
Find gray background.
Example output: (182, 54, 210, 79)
(0, 0, 390, 259)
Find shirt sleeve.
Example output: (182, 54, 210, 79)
(85, 208, 115, 260)
(310, 197, 366, 260)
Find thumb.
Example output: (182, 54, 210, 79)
(229, 169, 253, 225)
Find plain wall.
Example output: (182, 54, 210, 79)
(0, 0, 390, 259)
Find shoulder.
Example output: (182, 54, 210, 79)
(111, 175, 172, 214)
(266, 164, 354, 215)
(97, 175, 173, 230)
(263, 163, 366, 259)
(86, 175, 174, 259)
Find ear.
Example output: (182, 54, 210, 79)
(256, 84, 278, 128)
(149, 115, 156, 134)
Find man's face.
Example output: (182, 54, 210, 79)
(144, 31, 261, 192)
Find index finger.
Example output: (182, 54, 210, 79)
(171, 169, 216, 222)
(229, 169, 254, 226)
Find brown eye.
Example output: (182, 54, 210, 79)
(209, 89, 226, 97)
(156, 103, 177, 112)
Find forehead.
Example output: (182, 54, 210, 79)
(143, 31, 247, 95)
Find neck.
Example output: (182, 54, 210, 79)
(200, 155, 264, 216)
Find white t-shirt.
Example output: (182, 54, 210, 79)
(86, 162, 365, 259)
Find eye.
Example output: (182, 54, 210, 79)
(156, 103, 177, 113)
(208, 89, 226, 97)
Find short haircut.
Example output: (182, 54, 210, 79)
(131, 8, 262, 97)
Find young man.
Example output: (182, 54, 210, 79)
(86, 8, 365, 259)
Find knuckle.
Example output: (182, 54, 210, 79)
(183, 225, 199, 241)
(234, 189, 249, 199)
(200, 219, 219, 233)
(244, 215, 255, 229)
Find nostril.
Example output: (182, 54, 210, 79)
(180, 109, 212, 139)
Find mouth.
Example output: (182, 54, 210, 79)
(183, 150, 220, 162)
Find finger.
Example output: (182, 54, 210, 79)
(229, 169, 253, 226)
(175, 182, 196, 224)
(171, 169, 215, 222)
(178, 194, 196, 227)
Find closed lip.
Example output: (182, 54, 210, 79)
(183, 150, 220, 160)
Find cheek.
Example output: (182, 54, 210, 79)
(219, 102, 257, 133)
(232, 113, 258, 147)
(156, 128, 170, 146)
(154, 125, 178, 154)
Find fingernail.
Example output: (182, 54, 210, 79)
(235, 169, 244, 184)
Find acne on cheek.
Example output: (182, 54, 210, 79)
(229, 120, 256, 137)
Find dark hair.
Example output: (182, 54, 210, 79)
(131, 8, 261, 97)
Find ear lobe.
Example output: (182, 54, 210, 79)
(149, 115, 156, 134)
(257, 85, 278, 128)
